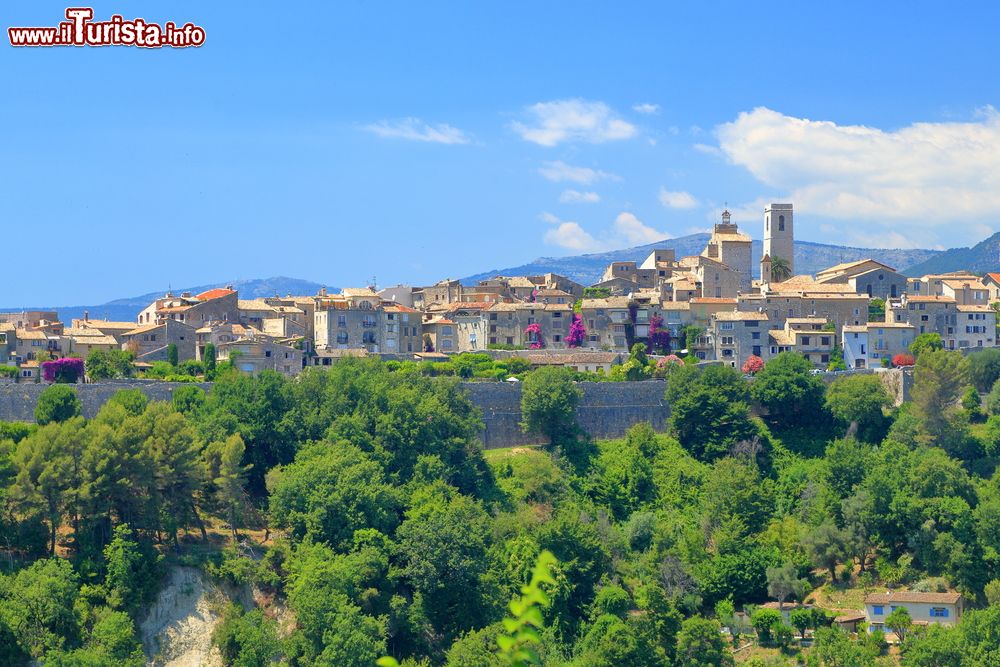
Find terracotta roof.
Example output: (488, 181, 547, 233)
(769, 330, 795, 346)
(196, 288, 236, 301)
(158, 305, 192, 313)
(123, 323, 164, 337)
(522, 352, 623, 365)
(67, 334, 118, 346)
(817, 258, 896, 276)
(865, 591, 962, 605)
(690, 297, 737, 304)
(786, 317, 828, 324)
(341, 287, 379, 298)
(581, 297, 632, 309)
(957, 304, 993, 312)
(835, 612, 867, 623)
(985, 272, 1000, 284)
(714, 311, 769, 321)
(942, 278, 987, 290)
(76, 320, 135, 331)
(383, 304, 419, 313)
(445, 301, 494, 312)
(906, 296, 956, 303)
(15, 330, 48, 340)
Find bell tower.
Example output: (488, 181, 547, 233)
(764, 203, 794, 277)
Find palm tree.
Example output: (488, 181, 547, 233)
(770, 255, 792, 282)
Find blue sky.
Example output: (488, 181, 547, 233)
(3, 1, 1000, 305)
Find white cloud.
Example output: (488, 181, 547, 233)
(559, 189, 601, 204)
(513, 99, 637, 146)
(633, 103, 660, 115)
(658, 188, 699, 209)
(613, 212, 671, 245)
(363, 118, 469, 144)
(538, 160, 618, 184)
(542, 212, 670, 252)
(715, 106, 1000, 244)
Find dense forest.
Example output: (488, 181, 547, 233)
(3, 350, 1000, 666)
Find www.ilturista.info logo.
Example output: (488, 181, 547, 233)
(8, 8, 205, 48)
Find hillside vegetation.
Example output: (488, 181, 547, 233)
(2, 352, 1000, 665)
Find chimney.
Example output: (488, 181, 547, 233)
(83, 310, 89, 322)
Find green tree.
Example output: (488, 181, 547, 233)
(900, 623, 964, 666)
(167, 343, 179, 367)
(143, 403, 208, 544)
(520, 366, 584, 451)
(84, 349, 135, 380)
(765, 563, 808, 610)
(910, 332, 944, 357)
(214, 434, 251, 538)
(969, 347, 1000, 391)
(0, 557, 80, 658)
(103, 524, 158, 616)
(203, 343, 217, 377)
(666, 367, 758, 462)
(803, 522, 849, 583)
(675, 617, 733, 667)
(824, 375, 891, 441)
(172, 384, 206, 415)
(395, 488, 493, 640)
(213, 604, 280, 667)
(750, 607, 784, 644)
(267, 443, 397, 549)
(107, 389, 148, 417)
(35, 384, 82, 425)
(12, 419, 87, 553)
(885, 606, 912, 643)
(789, 608, 811, 639)
(770, 256, 792, 282)
(749, 352, 826, 429)
(911, 349, 970, 445)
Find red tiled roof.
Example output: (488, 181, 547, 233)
(197, 288, 236, 301)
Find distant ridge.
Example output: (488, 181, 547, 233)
(462, 233, 941, 286)
(902, 231, 1000, 277)
(3, 277, 336, 324)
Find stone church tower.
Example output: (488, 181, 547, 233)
(764, 203, 794, 277)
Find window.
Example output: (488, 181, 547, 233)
(553, 312, 562, 319)
(821, 337, 830, 345)
(930, 607, 949, 618)
(338, 315, 347, 327)
(553, 335, 561, 342)
(873, 606, 884, 615)
(442, 339, 453, 350)
(752, 331, 761, 340)
(336, 331, 348, 344)
(265, 350, 272, 358)
(441, 326, 453, 336)
(720, 322, 734, 330)
(778, 214, 785, 231)
(721, 336, 734, 345)
(802, 336, 810, 345)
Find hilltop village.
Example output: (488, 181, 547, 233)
(2, 203, 998, 380)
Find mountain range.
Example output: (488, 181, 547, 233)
(899, 231, 1000, 277)
(5, 232, 999, 323)
(461, 233, 943, 286)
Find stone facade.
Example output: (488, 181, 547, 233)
(763, 203, 794, 276)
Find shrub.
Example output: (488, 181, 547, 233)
(892, 353, 915, 367)
(742, 355, 765, 374)
(42, 357, 84, 383)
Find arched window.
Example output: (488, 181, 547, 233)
(778, 215, 785, 231)
(336, 331, 348, 344)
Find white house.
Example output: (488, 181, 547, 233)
(865, 591, 963, 632)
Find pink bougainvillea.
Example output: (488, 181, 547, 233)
(647, 314, 671, 354)
(741, 355, 765, 374)
(567, 314, 587, 348)
(524, 323, 545, 349)
(892, 353, 915, 367)
(658, 354, 683, 367)
(42, 357, 84, 383)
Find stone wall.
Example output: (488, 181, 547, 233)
(0, 381, 213, 421)
(461, 381, 670, 448)
(0, 379, 670, 449)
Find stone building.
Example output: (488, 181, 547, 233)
(767, 318, 836, 367)
(711, 310, 770, 367)
(314, 288, 384, 353)
(136, 287, 239, 327)
(763, 203, 794, 277)
(579, 296, 632, 351)
(216, 338, 303, 377)
(121, 319, 197, 362)
(382, 304, 423, 354)
(842, 322, 916, 368)
(702, 209, 752, 292)
(814, 259, 907, 300)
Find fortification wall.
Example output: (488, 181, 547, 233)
(0, 379, 670, 449)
